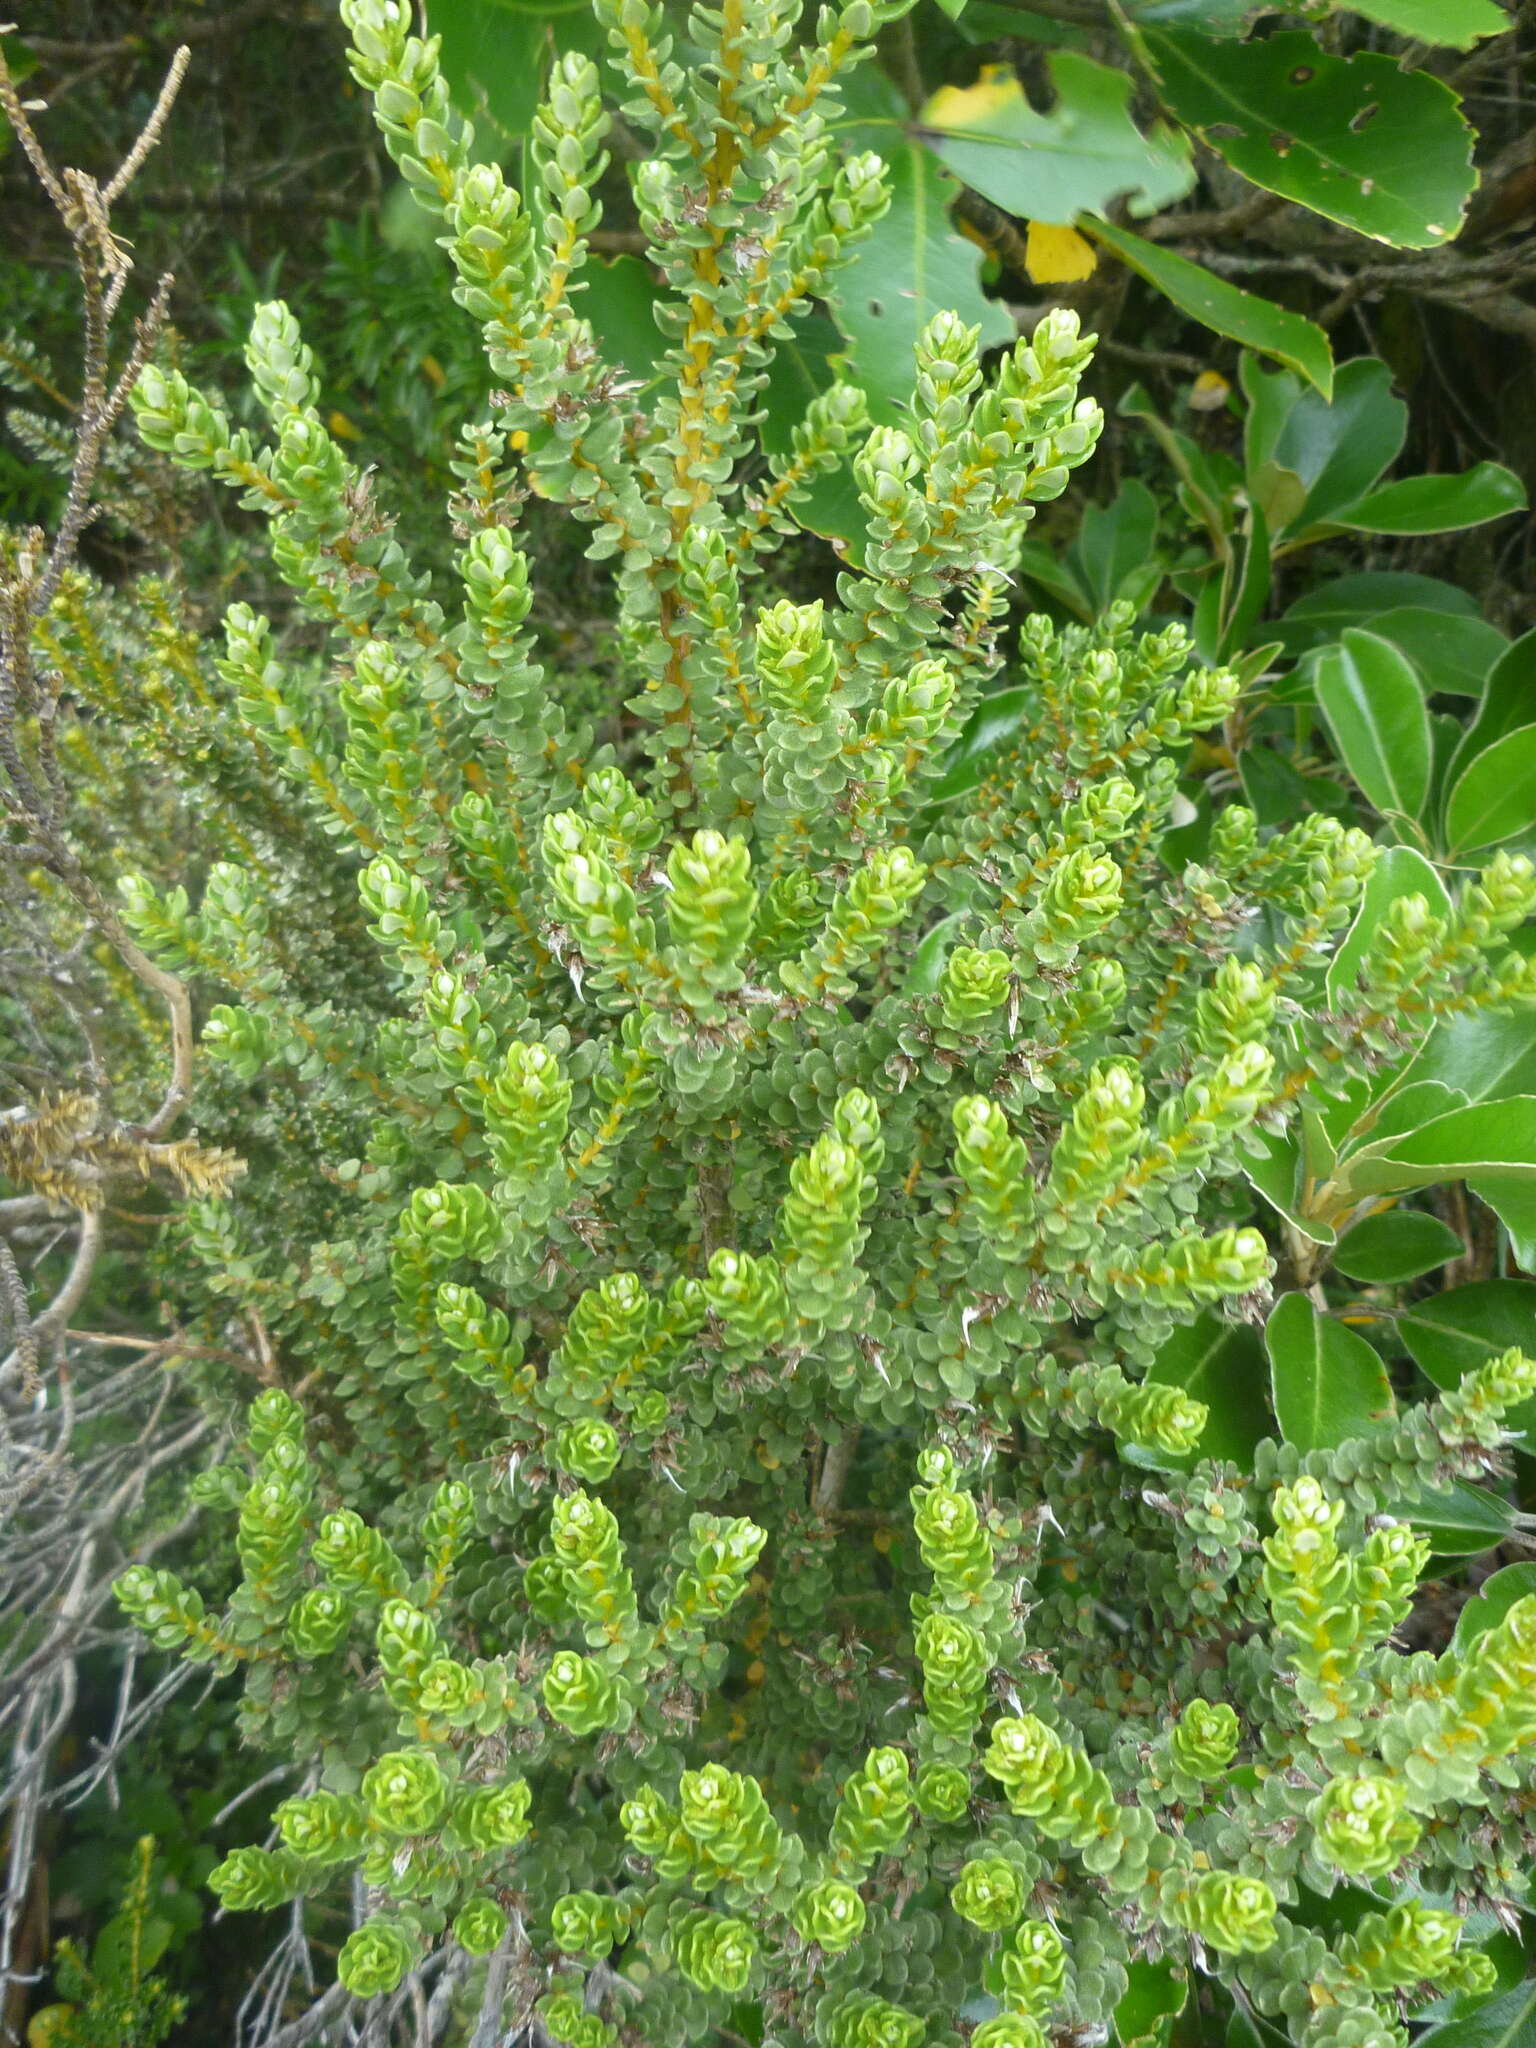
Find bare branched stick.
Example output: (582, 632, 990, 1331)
(0, 38, 194, 1150)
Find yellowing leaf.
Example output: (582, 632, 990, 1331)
(1025, 220, 1097, 283)
(924, 63, 1018, 131)
(327, 410, 362, 442)
(29, 2010, 78, 2048)
(1188, 369, 1231, 412)
(918, 52, 1194, 225)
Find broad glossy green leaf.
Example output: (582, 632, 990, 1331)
(581, 256, 665, 390)
(1074, 481, 1162, 614)
(1471, 1176, 1536, 1272)
(1343, 1079, 1465, 1155)
(1450, 628, 1536, 792)
(829, 141, 1015, 425)
(1138, 27, 1477, 248)
(1198, 504, 1270, 664)
(1014, 541, 1095, 619)
(1405, 1009, 1536, 1108)
(899, 912, 970, 998)
(1276, 573, 1478, 657)
(785, 462, 868, 563)
(1361, 609, 1505, 699)
(1239, 740, 1334, 830)
(1087, 219, 1333, 394)
(1125, 0, 1256, 27)
(1445, 723, 1536, 855)
(1454, 1565, 1536, 1653)
(1349, 1097, 1536, 1192)
(1266, 1292, 1396, 1451)
(1314, 630, 1432, 822)
(1146, 1311, 1273, 1465)
(1114, 1959, 1189, 2048)
(917, 54, 1195, 225)
(757, 314, 842, 458)
(1249, 358, 1406, 537)
(1344, 0, 1509, 48)
(929, 688, 1028, 804)
(1398, 1280, 1536, 1405)
(430, 0, 605, 142)
(1332, 1208, 1463, 1284)
(953, 2, 1094, 46)
(1243, 1124, 1333, 1239)
(1334, 463, 1526, 535)
(1397, 1481, 1516, 1555)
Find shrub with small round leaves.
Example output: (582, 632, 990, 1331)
(1001, 1920, 1067, 2014)
(338, 1916, 419, 1997)
(112, 0, 1536, 2035)
(1311, 1776, 1421, 1879)
(453, 1776, 531, 1853)
(543, 1649, 622, 1735)
(914, 1765, 972, 1825)
(550, 1890, 632, 1959)
(1169, 1699, 1240, 1782)
(285, 1586, 350, 1658)
(672, 1907, 759, 1993)
(208, 1846, 306, 1913)
(793, 1879, 867, 1953)
(452, 1896, 509, 1956)
(276, 1791, 365, 1865)
(553, 1417, 621, 1484)
(952, 1857, 1025, 1931)
(362, 1749, 450, 1836)
(941, 947, 1013, 1027)
(817, 1990, 926, 2048)
(1168, 1870, 1278, 1954)
(973, 2019, 1048, 2048)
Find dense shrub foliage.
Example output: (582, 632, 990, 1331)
(9, 0, 1536, 2039)
(67, 0, 1536, 2044)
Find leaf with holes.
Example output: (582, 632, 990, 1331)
(1135, 27, 1478, 247)
(917, 56, 1195, 225)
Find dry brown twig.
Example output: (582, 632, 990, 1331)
(0, 28, 193, 1152)
(0, 41, 227, 2036)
